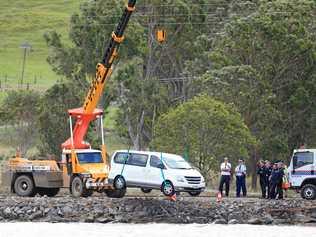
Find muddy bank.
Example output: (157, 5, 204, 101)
(0, 195, 315, 225)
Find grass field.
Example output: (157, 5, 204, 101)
(0, 0, 127, 157)
(0, 0, 84, 89)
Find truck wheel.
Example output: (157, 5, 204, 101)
(301, 184, 316, 200)
(188, 191, 201, 197)
(161, 180, 175, 197)
(37, 188, 60, 197)
(141, 188, 152, 193)
(14, 175, 36, 197)
(71, 176, 92, 198)
(105, 188, 126, 198)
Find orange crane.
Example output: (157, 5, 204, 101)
(2, 0, 137, 198)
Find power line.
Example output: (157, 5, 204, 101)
(75, 10, 309, 20)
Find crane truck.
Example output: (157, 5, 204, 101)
(1, 0, 137, 198)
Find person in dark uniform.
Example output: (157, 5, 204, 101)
(269, 162, 284, 199)
(257, 160, 267, 198)
(269, 163, 278, 199)
(276, 161, 285, 200)
(265, 160, 272, 198)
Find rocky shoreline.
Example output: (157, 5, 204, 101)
(0, 195, 315, 225)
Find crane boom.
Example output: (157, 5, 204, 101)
(62, 0, 137, 150)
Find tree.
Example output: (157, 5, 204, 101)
(44, 0, 237, 149)
(208, 0, 316, 152)
(184, 0, 316, 187)
(0, 90, 41, 155)
(113, 57, 170, 149)
(151, 95, 255, 177)
(195, 65, 286, 186)
(37, 83, 84, 156)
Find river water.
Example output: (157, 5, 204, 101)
(0, 223, 315, 237)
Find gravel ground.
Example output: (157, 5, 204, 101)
(0, 192, 315, 225)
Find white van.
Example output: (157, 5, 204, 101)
(288, 149, 316, 200)
(108, 150, 205, 197)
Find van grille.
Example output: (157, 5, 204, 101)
(185, 176, 201, 184)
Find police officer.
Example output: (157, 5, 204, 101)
(235, 159, 247, 197)
(276, 161, 285, 200)
(257, 160, 267, 198)
(269, 162, 284, 199)
(219, 157, 231, 197)
(265, 160, 272, 198)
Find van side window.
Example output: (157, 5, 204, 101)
(150, 155, 165, 168)
(114, 153, 129, 164)
(293, 152, 314, 169)
(127, 154, 148, 167)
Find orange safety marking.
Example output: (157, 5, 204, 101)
(167, 193, 177, 202)
(126, 5, 136, 12)
(112, 32, 125, 43)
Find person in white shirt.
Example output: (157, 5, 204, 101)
(219, 157, 231, 197)
(235, 159, 247, 197)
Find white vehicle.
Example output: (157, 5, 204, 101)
(288, 149, 316, 200)
(108, 150, 206, 197)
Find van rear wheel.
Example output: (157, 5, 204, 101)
(114, 176, 126, 190)
(301, 184, 316, 200)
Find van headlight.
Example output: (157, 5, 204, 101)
(177, 176, 185, 182)
(201, 176, 205, 183)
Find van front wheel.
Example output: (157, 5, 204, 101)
(301, 184, 316, 200)
(161, 180, 175, 197)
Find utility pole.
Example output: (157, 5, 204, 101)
(20, 42, 32, 85)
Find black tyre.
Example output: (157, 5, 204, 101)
(114, 176, 126, 190)
(71, 176, 93, 198)
(300, 184, 316, 200)
(161, 180, 175, 197)
(105, 188, 126, 198)
(188, 191, 201, 197)
(14, 175, 36, 197)
(37, 188, 60, 197)
(141, 188, 152, 194)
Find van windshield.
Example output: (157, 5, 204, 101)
(164, 156, 192, 169)
(77, 152, 103, 164)
(293, 152, 313, 169)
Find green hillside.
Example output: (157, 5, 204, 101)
(0, 0, 83, 90)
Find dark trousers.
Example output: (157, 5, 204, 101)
(259, 178, 267, 198)
(219, 175, 230, 196)
(269, 182, 278, 199)
(236, 176, 247, 197)
(270, 181, 283, 199)
(277, 182, 283, 199)
(266, 179, 270, 198)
